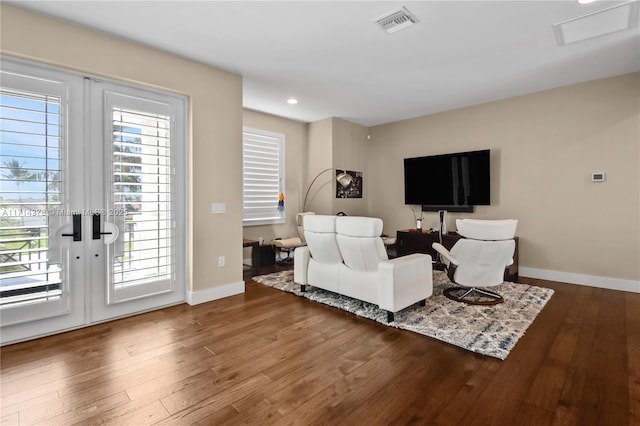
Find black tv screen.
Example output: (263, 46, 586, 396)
(404, 149, 490, 212)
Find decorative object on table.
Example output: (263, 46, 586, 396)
(433, 219, 518, 305)
(303, 168, 354, 212)
(336, 170, 362, 199)
(277, 193, 284, 212)
(252, 269, 553, 360)
(409, 205, 424, 231)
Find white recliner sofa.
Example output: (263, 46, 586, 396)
(294, 215, 433, 322)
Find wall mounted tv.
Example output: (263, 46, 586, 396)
(404, 149, 490, 212)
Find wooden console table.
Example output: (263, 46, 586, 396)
(396, 230, 519, 282)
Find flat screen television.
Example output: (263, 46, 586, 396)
(404, 149, 490, 212)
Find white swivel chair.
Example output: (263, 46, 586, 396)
(432, 219, 518, 305)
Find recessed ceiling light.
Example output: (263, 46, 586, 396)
(287, 98, 298, 105)
(578, 0, 597, 4)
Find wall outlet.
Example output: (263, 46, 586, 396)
(218, 256, 225, 267)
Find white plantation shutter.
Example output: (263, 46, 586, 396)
(110, 103, 174, 301)
(0, 81, 64, 311)
(242, 128, 285, 226)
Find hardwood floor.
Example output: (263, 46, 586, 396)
(1, 264, 638, 425)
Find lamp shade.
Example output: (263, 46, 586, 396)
(336, 172, 353, 188)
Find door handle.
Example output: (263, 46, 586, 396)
(61, 214, 82, 241)
(92, 213, 113, 240)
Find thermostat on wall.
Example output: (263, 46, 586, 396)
(591, 172, 606, 182)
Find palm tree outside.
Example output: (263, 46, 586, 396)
(1, 159, 38, 225)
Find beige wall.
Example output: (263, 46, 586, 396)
(242, 109, 307, 248)
(368, 73, 640, 282)
(333, 118, 369, 216)
(305, 118, 333, 214)
(1, 5, 244, 293)
(304, 117, 369, 215)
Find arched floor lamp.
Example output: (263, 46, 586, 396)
(302, 168, 354, 212)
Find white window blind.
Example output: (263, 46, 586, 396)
(242, 128, 285, 226)
(0, 86, 63, 309)
(111, 106, 173, 292)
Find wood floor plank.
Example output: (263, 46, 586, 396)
(550, 282, 601, 425)
(520, 284, 593, 414)
(0, 412, 19, 426)
(429, 355, 502, 426)
(124, 348, 219, 401)
(271, 329, 424, 425)
(27, 390, 130, 426)
(99, 399, 170, 426)
(625, 293, 640, 425)
(0, 265, 637, 425)
(627, 291, 640, 425)
(157, 373, 272, 425)
(445, 278, 570, 425)
(225, 316, 372, 423)
(338, 342, 462, 425)
(575, 288, 629, 426)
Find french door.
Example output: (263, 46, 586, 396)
(0, 58, 186, 344)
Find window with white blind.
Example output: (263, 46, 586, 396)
(242, 127, 285, 226)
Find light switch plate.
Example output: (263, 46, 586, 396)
(211, 203, 226, 214)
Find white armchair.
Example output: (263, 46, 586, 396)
(295, 215, 433, 322)
(432, 219, 518, 305)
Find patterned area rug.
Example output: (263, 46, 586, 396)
(252, 270, 554, 360)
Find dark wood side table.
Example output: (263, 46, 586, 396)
(243, 239, 260, 272)
(395, 230, 519, 282)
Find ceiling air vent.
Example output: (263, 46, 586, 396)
(552, 1, 639, 45)
(375, 6, 419, 34)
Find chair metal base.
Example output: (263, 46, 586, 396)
(275, 247, 295, 264)
(443, 286, 504, 305)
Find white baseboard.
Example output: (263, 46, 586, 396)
(186, 280, 245, 305)
(519, 267, 640, 293)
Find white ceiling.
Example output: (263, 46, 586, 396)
(9, 1, 640, 126)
